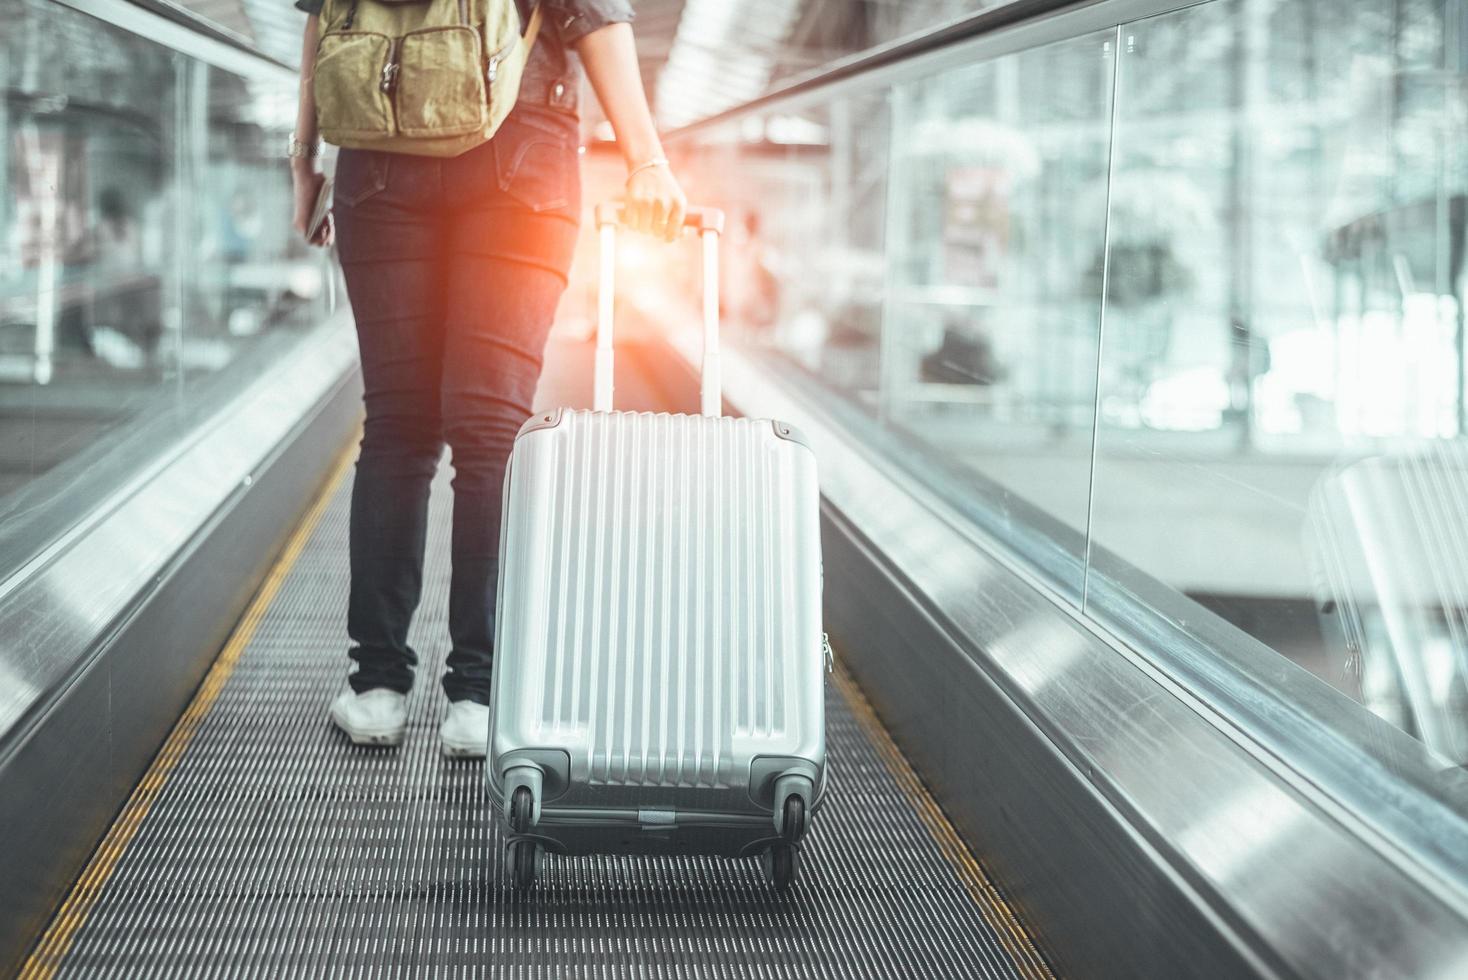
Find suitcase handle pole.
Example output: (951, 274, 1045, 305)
(595, 221, 616, 413)
(594, 203, 726, 416)
(699, 226, 719, 417)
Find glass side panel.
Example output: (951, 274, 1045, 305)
(676, 32, 1116, 604)
(880, 31, 1115, 602)
(0, 0, 334, 575)
(187, 61, 334, 387)
(0, 0, 182, 510)
(1089, 0, 1468, 768)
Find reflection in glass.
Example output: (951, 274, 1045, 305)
(880, 34, 1114, 596)
(0, 0, 332, 572)
(1090, 0, 1468, 767)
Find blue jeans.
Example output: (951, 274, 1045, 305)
(333, 108, 580, 704)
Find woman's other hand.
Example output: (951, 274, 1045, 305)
(292, 165, 333, 247)
(291, 16, 330, 247)
(624, 162, 686, 243)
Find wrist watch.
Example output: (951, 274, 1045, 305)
(287, 135, 321, 160)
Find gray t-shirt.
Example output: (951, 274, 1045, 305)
(295, 0, 634, 120)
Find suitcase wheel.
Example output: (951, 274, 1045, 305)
(780, 795, 807, 844)
(509, 785, 535, 834)
(762, 843, 799, 892)
(510, 838, 540, 890)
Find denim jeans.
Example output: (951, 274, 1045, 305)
(333, 107, 580, 704)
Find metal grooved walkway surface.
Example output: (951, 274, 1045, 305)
(32, 463, 1053, 979)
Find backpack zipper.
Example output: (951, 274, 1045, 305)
(342, 0, 359, 29)
(380, 38, 401, 93)
(485, 38, 514, 86)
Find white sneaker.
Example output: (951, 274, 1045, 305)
(440, 701, 490, 758)
(329, 688, 407, 746)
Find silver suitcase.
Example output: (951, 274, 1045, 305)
(487, 204, 827, 890)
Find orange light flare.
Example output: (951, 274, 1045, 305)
(570, 155, 735, 340)
(607, 222, 719, 342)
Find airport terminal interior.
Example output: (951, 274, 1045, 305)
(3, 0, 1468, 976)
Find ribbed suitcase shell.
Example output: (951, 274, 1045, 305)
(487, 407, 826, 856)
(1309, 444, 1468, 764)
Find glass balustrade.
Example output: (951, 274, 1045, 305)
(0, 0, 338, 575)
(667, 0, 1468, 802)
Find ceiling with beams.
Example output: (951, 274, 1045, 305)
(168, 0, 994, 130)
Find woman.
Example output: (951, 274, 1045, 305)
(288, 0, 686, 755)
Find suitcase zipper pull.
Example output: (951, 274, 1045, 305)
(821, 633, 833, 673)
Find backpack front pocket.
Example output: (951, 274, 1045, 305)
(396, 27, 487, 138)
(314, 32, 397, 139)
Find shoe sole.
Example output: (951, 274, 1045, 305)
(439, 736, 486, 759)
(330, 706, 405, 747)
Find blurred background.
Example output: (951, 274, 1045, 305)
(617, 0, 1468, 774)
(3, 0, 1466, 814)
(5, 1, 1468, 974)
(0, 0, 335, 571)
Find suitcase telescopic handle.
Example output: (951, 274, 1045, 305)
(594, 203, 725, 235)
(592, 203, 725, 417)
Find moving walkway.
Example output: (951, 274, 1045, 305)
(5, 0, 1468, 977)
(18, 343, 1053, 979)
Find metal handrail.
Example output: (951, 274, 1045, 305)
(663, 0, 1095, 140)
(130, 0, 294, 69)
(53, 0, 295, 75)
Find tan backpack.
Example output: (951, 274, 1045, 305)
(313, 0, 542, 157)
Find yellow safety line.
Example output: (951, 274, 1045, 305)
(20, 443, 357, 980)
(831, 660, 1058, 980)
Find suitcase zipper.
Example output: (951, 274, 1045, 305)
(822, 633, 833, 673)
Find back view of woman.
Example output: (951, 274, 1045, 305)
(288, 0, 685, 755)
